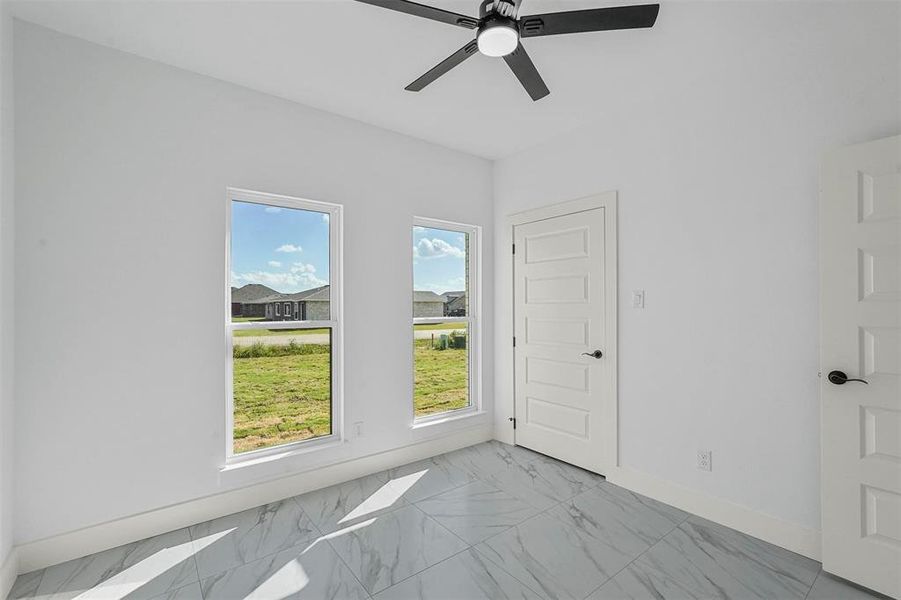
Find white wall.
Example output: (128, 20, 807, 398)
(0, 0, 15, 592)
(14, 21, 493, 545)
(494, 0, 900, 535)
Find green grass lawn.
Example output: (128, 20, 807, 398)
(232, 344, 332, 453)
(413, 338, 469, 417)
(232, 338, 468, 453)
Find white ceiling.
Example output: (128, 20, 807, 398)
(8, 0, 833, 159)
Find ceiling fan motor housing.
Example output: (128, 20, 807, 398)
(477, 13, 519, 56)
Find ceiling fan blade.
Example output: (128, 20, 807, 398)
(353, 0, 480, 29)
(519, 4, 660, 38)
(406, 40, 479, 92)
(503, 42, 549, 101)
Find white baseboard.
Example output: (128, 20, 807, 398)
(15, 425, 491, 575)
(608, 466, 821, 561)
(0, 547, 17, 600)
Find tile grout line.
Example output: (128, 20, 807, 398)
(320, 505, 410, 598)
(368, 545, 475, 598)
(12, 568, 46, 600)
(803, 569, 823, 600)
(291, 453, 483, 597)
(184, 524, 205, 600)
(379, 446, 593, 598)
(406, 476, 481, 505)
(288, 497, 374, 599)
(579, 513, 693, 600)
(188, 500, 326, 596)
(468, 493, 584, 595)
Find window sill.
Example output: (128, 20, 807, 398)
(411, 407, 484, 431)
(220, 435, 343, 472)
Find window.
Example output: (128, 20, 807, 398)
(412, 218, 479, 421)
(227, 188, 342, 460)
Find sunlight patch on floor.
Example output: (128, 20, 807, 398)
(337, 469, 427, 524)
(70, 529, 235, 600)
(245, 558, 309, 600)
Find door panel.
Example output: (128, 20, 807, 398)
(820, 135, 901, 598)
(514, 207, 611, 474)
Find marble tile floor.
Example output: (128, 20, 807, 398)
(7, 441, 888, 600)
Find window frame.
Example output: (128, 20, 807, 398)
(225, 187, 343, 464)
(411, 217, 481, 425)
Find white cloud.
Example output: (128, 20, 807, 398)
(413, 238, 464, 260)
(291, 262, 317, 274)
(264, 206, 283, 214)
(417, 277, 466, 295)
(295, 272, 328, 288)
(267, 260, 282, 268)
(233, 270, 326, 292)
(275, 244, 303, 253)
(322, 213, 330, 223)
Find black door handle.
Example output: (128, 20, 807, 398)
(827, 370, 868, 385)
(582, 350, 603, 359)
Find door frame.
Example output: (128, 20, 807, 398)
(508, 191, 619, 473)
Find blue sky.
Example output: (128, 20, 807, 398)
(230, 202, 467, 295)
(413, 226, 467, 294)
(231, 201, 330, 294)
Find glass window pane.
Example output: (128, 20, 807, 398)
(414, 322, 470, 418)
(412, 226, 468, 317)
(231, 200, 330, 322)
(232, 328, 332, 453)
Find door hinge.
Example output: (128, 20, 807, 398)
(508, 416, 517, 429)
(513, 336, 516, 347)
(512, 243, 515, 255)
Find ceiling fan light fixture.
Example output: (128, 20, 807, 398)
(477, 22, 518, 57)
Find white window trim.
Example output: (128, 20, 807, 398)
(225, 187, 344, 466)
(412, 217, 482, 425)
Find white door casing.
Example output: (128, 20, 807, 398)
(513, 193, 617, 475)
(820, 135, 901, 598)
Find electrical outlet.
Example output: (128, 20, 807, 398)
(632, 290, 645, 309)
(354, 421, 364, 437)
(697, 449, 712, 472)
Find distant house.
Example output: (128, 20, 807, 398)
(231, 284, 278, 317)
(235, 284, 445, 321)
(442, 291, 466, 317)
(445, 295, 466, 316)
(414, 290, 445, 318)
(239, 285, 331, 322)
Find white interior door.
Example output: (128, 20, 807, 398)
(513, 200, 615, 475)
(820, 135, 901, 598)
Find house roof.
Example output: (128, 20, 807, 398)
(231, 283, 279, 302)
(413, 291, 444, 303)
(242, 285, 442, 304)
(447, 295, 466, 308)
(283, 285, 330, 302)
(239, 284, 330, 304)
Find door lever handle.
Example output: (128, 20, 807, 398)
(582, 350, 603, 359)
(827, 370, 868, 385)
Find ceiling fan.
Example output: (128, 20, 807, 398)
(353, 0, 660, 101)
